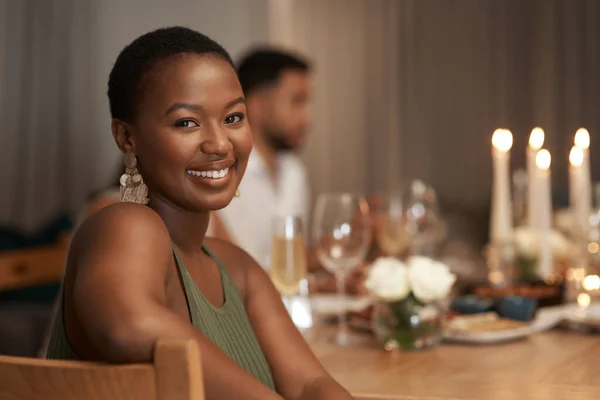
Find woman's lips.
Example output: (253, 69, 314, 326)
(186, 165, 234, 190)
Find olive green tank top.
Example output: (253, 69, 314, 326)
(46, 244, 275, 389)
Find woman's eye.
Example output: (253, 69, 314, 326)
(174, 119, 199, 128)
(224, 113, 245, 124)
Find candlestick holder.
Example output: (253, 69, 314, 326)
(575, 190, 600, 304)
(484, 241, 516, 288)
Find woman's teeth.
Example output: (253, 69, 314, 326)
(186, 167, 229, 179)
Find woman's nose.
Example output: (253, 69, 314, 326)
(200, 127, 233, 156)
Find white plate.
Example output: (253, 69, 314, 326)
(563, 303, 600, 330)
(530, 305, 569, 332)
(442, 306, 566, 345)
(309, 294, 373, 317)
(443, 325, 532, 344)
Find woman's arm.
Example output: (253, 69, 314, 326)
(67, 204, 282, 400)
(234, 246, 353, 400)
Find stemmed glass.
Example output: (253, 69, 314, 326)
(404, 180, 445, 256)
(375, 188, 413, 259)
(312, 193, 371, 345)
(269, 216, 308, 307)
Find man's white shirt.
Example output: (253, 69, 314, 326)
(213, 151, 309, 268)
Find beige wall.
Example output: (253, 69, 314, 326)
(283, 0, 600, 223)
(0, 0, 270, 231)
(2, 0, 599, 235)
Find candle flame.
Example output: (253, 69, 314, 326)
(529, 127, 545, 149)
(569, 146, 584, 167)
(536, 149, 551, 170)
(574, 128, 590, 150)
(577, 293, 591, 307)
(583, 275, 600, 291)
(492, 129, 513, 152)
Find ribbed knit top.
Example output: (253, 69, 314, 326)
(46, 244, 275, 389)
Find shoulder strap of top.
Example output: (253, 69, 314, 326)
(172, 243, 230, 281)
(171, 243, 186, 276)
(201, 243, 238, 289)
(172, 242, 237, 293)
(201, 243, 224, 269)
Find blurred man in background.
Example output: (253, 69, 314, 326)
(210, 49, 312, 267)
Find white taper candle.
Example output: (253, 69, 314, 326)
(490, 129, 514, 244)
(574, 128, 591, 237)
(536, 149, 553, 279)
(527, 128, 544, 229)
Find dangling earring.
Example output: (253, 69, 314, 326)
(234, 188, 241, 197)
(120, 152, 149, 204)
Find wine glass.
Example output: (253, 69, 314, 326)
(269, 216, 308, 306)
(404, 180, 445, 256)
(312, 193, 371, 345)
(375, 188, 413, 259)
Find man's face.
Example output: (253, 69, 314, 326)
(260, 69, 312, 151)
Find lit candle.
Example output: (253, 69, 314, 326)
(536, 149, 553, 279)
(569, 145, 585, 234)
(490, 129, 513, 244)
(527, 127, 545, 229)
(574, 128, 591, 236)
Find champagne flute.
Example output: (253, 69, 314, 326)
(312, 193, 371, 345)
(375, 189, 413, 258)
(269, 216, 308, 310)
(405, 180, 444, 256)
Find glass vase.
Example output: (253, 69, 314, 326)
(371, 295, 443, 351)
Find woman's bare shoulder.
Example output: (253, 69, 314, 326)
(68, 203, 173, 275)
(76, 202, 169, 238)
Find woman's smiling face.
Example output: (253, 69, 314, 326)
(115, 53, 253, 212)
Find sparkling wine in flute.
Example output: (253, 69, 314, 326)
(269, 236, 307, 296)
(376, 214, 413, 257)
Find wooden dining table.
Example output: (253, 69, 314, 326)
(309, 326, 600, 400)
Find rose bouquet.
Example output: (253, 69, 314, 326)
(365, 256, 456, 351)
(512, 226, 574, 280)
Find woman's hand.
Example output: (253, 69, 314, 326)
(218, 243, 354, 400)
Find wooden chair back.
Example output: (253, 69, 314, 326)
(0, 339, 204, 400)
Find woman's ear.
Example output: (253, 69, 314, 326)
(111, 119, 136, 153)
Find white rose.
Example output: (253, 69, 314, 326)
(549, 230, 572, 258)
(407, 256, 456, 303)
(513, 227, 539, 260)
(513, 227, 573, 260)
(365, 257, 410, 301)
(554, 209, 576, 236)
